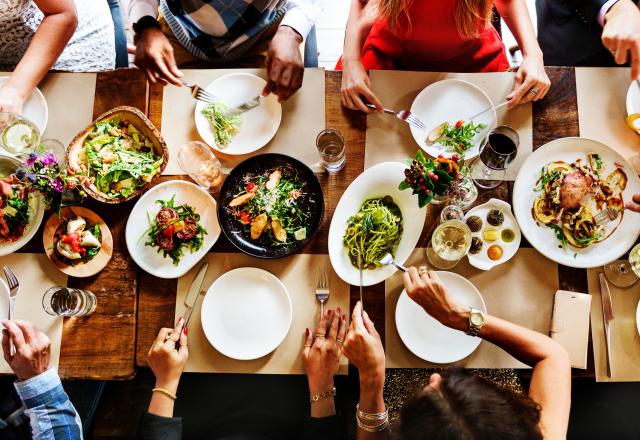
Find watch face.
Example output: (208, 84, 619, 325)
(470, 312, 484, 326)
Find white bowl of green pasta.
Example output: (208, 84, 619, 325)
(328, 162, 427, 286)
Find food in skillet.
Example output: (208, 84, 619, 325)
(202, 103, 242, 148)
(427, 120, 487, 155)
(79, 119, 163, 199)
(532, 152, 627, 249)
(227, 168, 310, 245)
(343, 196, 403, 270)
(0, 176, 32, 242)
(143, 196, 207, 265)
(54, 216, 101, 264)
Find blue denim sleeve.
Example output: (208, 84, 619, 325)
(13, 368, 83, 440)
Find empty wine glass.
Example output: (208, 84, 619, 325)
(603, 243, 640, 287)
(177, 141, 224, 193)
(471, 125, 519, 189)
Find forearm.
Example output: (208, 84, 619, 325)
(343, 0, 376, 62)
(356, 378, 386, 440)
(148, 379, 178, 418)
(495, 0, 542, 57)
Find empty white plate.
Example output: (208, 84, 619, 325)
(395, 271, 486, 363)
(409, 79, 496, 161)
(201, 267, 292, 360)
(0, 77, 48, 133)
(194, 73, 281, 155)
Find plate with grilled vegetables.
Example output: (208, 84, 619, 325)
(217, 153, 324, 258)
(513, 137, 640, 268)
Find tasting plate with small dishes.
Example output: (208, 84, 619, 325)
(194, 73, 282, 155)
(126, 180, 221, 279)
(409, 79, 496, 161)
(328, 162, 426, 286)
(464, 198, 521, 271)
(201, 267, 292, 360)
(513, 137, 640, 268)
(395, 271, 486, 363)
(43, 206, 113, 278)
(217, 153, 324, 259)
(0, 77, 48, 134)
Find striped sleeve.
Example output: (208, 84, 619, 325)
(13, 368, 83, 440)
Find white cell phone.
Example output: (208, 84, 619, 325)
(549, 290, 592, 369)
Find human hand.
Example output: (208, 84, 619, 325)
(506, 53, 550, 108)
(147, 317, 188, 394)
(626, 194, 640, 213)
(342, 301, 385, 388)
(2, 320, 51, 381)
(262, 26, 304, 103)
(303, 308, 347, 394)
(0, 82, 28, 115)
(340, 58, 382, 113)
(403, 267, 468, 331)
(133, 27, 183, 86)
(602, 0, 640, 79)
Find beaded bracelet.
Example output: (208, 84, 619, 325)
(152, 387, 177, 400)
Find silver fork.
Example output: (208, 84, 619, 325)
(315, 267, 330, 317)
(182, 81, 219, 105)
(223, 95, 262, 117)
(594, 208, 619, 226)
(4, 266, 19, 355)
(365, 104, 427, 131)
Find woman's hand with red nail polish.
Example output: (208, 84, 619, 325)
(147, 317, 189, 395)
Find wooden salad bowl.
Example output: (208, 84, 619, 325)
(66, 106, 168, 204)
(43, 206, 113, 278)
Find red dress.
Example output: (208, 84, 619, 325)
(337, 0, 509, 72)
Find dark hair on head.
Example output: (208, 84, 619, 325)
(392, 368, 542, 440)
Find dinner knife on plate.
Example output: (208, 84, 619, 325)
(598, 273, 614, 378)
(182, 262, 209, 331)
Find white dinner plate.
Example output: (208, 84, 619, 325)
(409, 79, 496, 161)
(395, 272, 486, 363)
(194, 73, 281, 155)
(464, 198, 521, 271)
(201, 267, 292, 360)
(0, 278, 9, 323)
(328, 162, 426, 286)
(0, 77, 48, 133)
(513, 137, 640, 268)
(125, 180, 221, 279)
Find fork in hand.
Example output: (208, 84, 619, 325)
(365, 104, 427, 131)
(4, 266, 19, 355)
(182, 81, 219, 105)
(593, 208, 619, 226)
(315, 267, 329, 317)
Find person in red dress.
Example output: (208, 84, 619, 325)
(339, 0, 550, 113)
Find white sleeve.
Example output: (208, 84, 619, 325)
(280, 0, 326, 40)
(598, 0, 621, 26)
(128, 0, 160, 24)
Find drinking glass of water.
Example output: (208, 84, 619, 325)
(177, 141, 224, 193)
(316, 129, 345, 173)
(471, 125, 519, 189)
(42, 286, 97, 317)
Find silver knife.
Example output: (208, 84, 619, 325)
(599, 273, 614, 378)
(467, 100, 510, 121)
(223, 95, 262, 117)
(358, 253, 364, 314)
(182, 262, 209, 330)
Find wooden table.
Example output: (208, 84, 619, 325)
(22, 67, 592, 379)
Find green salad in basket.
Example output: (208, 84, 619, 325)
(80, 119, 163, 199)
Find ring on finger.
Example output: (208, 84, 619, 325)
(336, 338, 344, 345)
(315, 333, 326, 339)
(528, 88, 538, 96)
(303, 344, 312, 348)
(165, 336, 178, 343)
(418, 266, 428, 275)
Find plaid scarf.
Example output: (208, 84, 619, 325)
(161, 0, 287, 63)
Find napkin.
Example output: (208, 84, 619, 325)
(588, 266, 640, 382)
(160, 68, 325, 175)
(175, 253, 349, 374)
(385, 248, 558, 368)
(365, 70, 532, 180)
(0, 254, 67, 374)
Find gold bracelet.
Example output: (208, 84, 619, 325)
(356, 417, 389, 432)
(310, 386, 336, 403)
(152, 387, 177, 400)
(356, 403, 388, 421)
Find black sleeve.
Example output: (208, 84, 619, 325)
(136, 411, 182, 440)
(564, 0, 610, 23)
(302, 415, 345, 440)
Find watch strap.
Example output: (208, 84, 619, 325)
(465, 308, 483, 337)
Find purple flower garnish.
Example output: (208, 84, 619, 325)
(26, 173, 37, 184)
(50, 178, 64, 193)
(40, 152, 58, 166)
(15, 168, 26, 180)
(24, 152, 38, 167)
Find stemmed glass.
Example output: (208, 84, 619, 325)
(471, 125, 519, 189)
(603, 243, 640, 287)
(177, 141, 224, 193)
(0, 111, 41, 155)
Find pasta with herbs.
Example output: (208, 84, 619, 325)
(343, 196, 403, 269)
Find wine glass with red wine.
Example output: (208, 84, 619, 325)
(471, 125, 519, 189)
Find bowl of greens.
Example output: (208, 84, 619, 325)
(66, 106, 168, 204)
(218, 154, 324, 258)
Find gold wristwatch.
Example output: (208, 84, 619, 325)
(465, 308, 485, 337)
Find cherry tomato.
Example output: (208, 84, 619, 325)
(246, 182, 256, 192)
(238, 211, 251, 225)
(162, 224, 175, 237)
(62, 231, 83, 253)
(455, 120, 464, 128)
(451, 154, 460, 162)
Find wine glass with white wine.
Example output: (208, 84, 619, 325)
(603, 243, 640, 287)
(0, 111, 41, 155)
(426, 219, 472, 269)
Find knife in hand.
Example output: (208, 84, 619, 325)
(598, 273, 614, 378)
(181, 262, 209, 332)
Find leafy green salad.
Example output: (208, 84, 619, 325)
(81, 119, 163, 199)
(202, 103, 242, 148)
